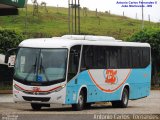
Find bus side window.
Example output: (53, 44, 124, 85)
(81, 46, 93, 70)
(93, 46, 98, 68)
(67, 45, 81, 81)
(117, 48, 121, 68)
(139, 48, 143, 67)
(142, 47, 150, 67)
(132, 47, 141, 68)
(104, 48, 110, 69)
(109, 48, 118, 69)
(97, 47, 105, 68)
(121, 47, 128, 68)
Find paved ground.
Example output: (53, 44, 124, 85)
(0, 90, 160, 120)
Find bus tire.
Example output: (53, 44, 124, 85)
(85, 103, 92, 109)
(31, 103, 42, 111)
(112, 88, 129, 108)
(72, 90, 85, 111)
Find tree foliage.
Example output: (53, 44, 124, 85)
(0, 29, 24, 54)
(129, 28, 160, 59)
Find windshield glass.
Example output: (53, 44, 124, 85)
(14, 48, 68, 84)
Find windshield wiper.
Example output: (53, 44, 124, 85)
(39, 56, 49, 81)
(24, 57, 37, 81)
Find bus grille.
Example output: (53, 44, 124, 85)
(22, 96, 50, 102)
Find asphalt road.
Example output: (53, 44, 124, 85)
(0, 90, 160, 120)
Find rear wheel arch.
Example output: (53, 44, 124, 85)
(125, 85, 130, 98)
(112, 84, 130, 108)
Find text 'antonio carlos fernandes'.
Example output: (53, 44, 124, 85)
(116, 1, 155, 5)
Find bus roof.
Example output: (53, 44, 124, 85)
(19, 35, 150, 48)
(61, 35, 117, 41)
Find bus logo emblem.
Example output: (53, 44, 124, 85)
(105, 70, 118, 84)
(32, 87, 40, 92)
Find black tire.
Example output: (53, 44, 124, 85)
(112, 88, 129, 108)
(85, 103, 92, 109)
(112, 101, 120, 108)
(72, 91, 85, 111)
(31, 103, 42, 111)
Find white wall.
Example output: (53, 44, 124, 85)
(0, 54, 5, 64)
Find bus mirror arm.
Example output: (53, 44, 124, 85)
(4, 53, 9, 64)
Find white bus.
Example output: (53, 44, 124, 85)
(10, 35, 151, 110)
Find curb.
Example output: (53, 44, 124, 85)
(0, 90, 12, 94)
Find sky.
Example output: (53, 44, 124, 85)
(28, 0, 160, 23)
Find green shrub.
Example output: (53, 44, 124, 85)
(0, 29, 24, 54)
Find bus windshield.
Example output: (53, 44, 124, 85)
(14, 48, 68, 85)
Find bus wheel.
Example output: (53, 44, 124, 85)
(112, 88, 129, 108)
(85, 103, 92, 109)
(72, 91, 85, 111)
(31, 103, 42, 110)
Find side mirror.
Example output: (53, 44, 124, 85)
(5, 48, 17, 67)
